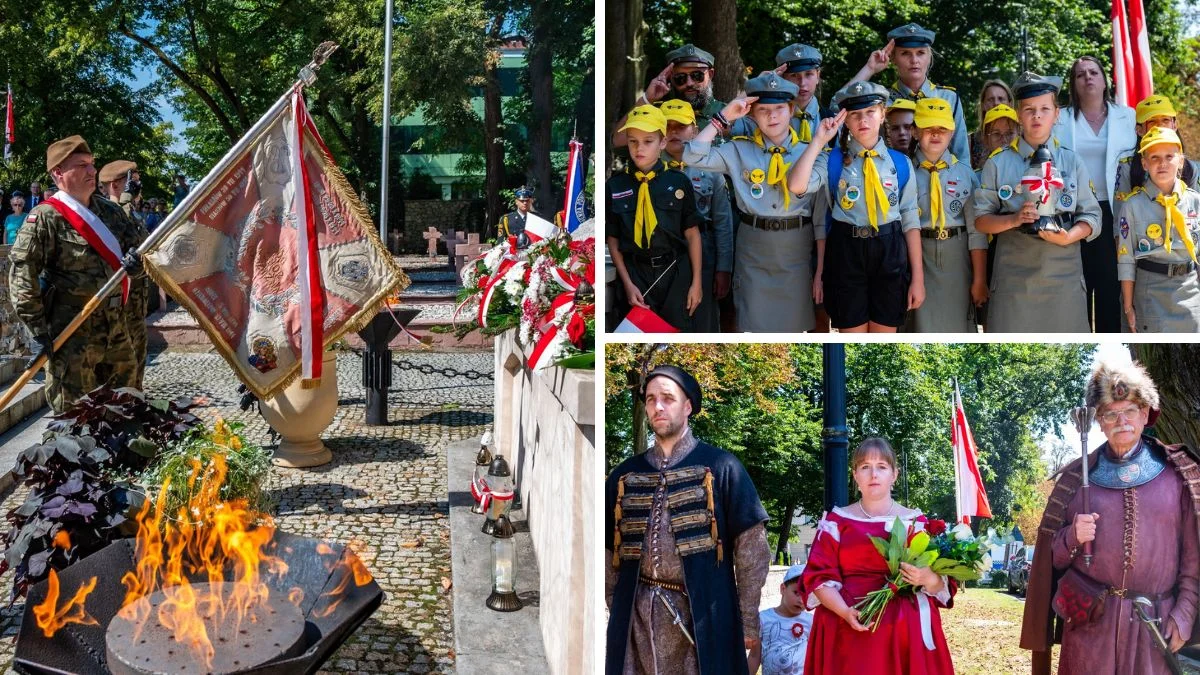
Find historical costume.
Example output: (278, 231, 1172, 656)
(801, 508, 957, 674)
(1021, 361, 1200, 675)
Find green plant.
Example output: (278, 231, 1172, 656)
(0, 435, 145, 601)
(46, 386, 202, 475)
(140, 419, 274, 521)
(989, 571, 1010, 589)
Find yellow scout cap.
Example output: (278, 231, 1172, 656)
(1139, 126, 1182, 154)
(619, 105, 667, 135)
(983, 104, 1019, 128)
(660, 99, 697, 126)
(914, 98, 956, 130)
(887, 97, 917, 113)
(45, 135, 92, 173)
(98, 160, 138, 183)
(1135, 95, 1177, 125)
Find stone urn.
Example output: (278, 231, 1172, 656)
(260, 350, 338, 468)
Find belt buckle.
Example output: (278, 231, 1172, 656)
(852, 226, 872, 238)
(936, 228, 949, 241)
(1170, 263, 1189, 276)
(767, 219, 782, 231)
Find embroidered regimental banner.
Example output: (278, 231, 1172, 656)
(143, 88, 408, 399)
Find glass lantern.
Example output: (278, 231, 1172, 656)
(485, 514, 521, 612)
(481, 455, 514, 536)
(470, 432, 494, 515)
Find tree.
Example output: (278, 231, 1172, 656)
(1132, 343, 1200, 450)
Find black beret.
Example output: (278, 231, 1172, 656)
(643, 365, 702, 416)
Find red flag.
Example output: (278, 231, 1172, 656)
(612, 306, 678, 334)
(1112, 0, 1153, 106)
(952, 382, 992, 524)
(1128, 0, 1154, 103)
(5, 83, 13, 162)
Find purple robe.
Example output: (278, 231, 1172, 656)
(1051, 454, 1199, 675)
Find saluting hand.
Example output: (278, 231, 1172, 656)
(645, 64, 674, 103)
(813, 109, 846, 147)
(865, 39, 895, 76)
(721, 97, 758, 122)
(773, 64, 788, 77)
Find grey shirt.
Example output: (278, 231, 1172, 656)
(973, 138, 1103, 240)
(828, 137, 920, 231)
(676, 162, 735, 272)
(913, 149, 988, 250)
(1115, 180, 1200, 281)
(684, 130, 826, 218)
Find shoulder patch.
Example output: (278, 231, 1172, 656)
(730, 135, 751, 142)
(988, 146, 1006, 159)
(1118, 155, 1133, 164)
(25, 214, 37, 223)
(938, 84, 956, 92)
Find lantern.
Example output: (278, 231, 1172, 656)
(470, 432, 494, 515)
(485, 514, 521, 612)
(481, 455, 514, 536)
(1020, 144, 1065, 233)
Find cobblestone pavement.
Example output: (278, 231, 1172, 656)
(0, 348, 493, 675)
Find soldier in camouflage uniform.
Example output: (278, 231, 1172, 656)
(99, 159, 150, 383)
(7, 136, 148, 412)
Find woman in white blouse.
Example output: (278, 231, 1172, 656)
(1052, 56, 1137, 333)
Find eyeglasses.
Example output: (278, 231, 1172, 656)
(671, 71, 707, 87)
(1097, 407, 1141, 424)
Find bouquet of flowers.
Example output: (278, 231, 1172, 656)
(455, 233, 596, 370)
(853, 516, 988, 630)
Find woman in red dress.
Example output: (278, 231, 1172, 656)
(801, 438, 957, 674)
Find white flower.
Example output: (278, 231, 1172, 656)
(482, 244, 505, 272)
(951, 523, 974, 541)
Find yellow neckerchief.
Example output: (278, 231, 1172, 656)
(856, 141, 891, 230)
(630, 161, 664, 248)
(667, 158, 687, 170)
(794, 103, 814, 143)
(893, 79, 930, 102)
(919, 153, 955, 233)
(1153, 179, 1198, 263)
(753, 127, 801, 210)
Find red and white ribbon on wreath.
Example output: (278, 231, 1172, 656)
(44, 192, 130, 304)
(480, 488, 514, 514)
(528, 265, 593, 371)
(291, 87, 325, 387)
(1019, 161, 1064, 205)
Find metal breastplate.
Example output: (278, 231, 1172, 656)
(1091, 442, 1168, 488)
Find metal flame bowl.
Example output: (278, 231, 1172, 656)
(14, 531, 383, 675)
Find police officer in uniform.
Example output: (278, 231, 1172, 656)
(497, 186, 535, 238)
(7, 136, 148, 412)
(973, 73, 1102, 333)
(607, 105, 703, 331)
(853, 23, 970, 166)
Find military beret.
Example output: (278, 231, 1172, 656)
(887, 23, 935, 48)
(514, 185, 534, 199)
(665, 44, 715, 68)
(45, 135, 92, 173)
(746, 72, 799, 104)
(1012, 72, 1062, 101)
(98, 160, 138, 184)
(643, 365, 702, 417)
(775, 44, 822, 73)
(832, 81, 890, 112)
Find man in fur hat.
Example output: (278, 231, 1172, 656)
(605, 365, 771, 674)
(1021, 360, 1199, 674)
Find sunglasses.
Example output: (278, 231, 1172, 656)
(671, 71, 707, 86)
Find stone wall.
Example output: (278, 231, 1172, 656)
(493, 329, 596, 675)
(398, 199, 486, 253)
(0, 246, 34, 355)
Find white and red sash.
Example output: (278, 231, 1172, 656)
(43, 192, 130, 303)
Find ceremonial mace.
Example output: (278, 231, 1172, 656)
(0, 42, 340, 412)
(1069, 403, 1097, 568)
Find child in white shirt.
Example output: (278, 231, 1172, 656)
(748, 563, 813, 675)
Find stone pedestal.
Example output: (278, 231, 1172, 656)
(493, 329, 595, 675)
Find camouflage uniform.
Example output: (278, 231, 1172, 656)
(7, 194, 148, 411)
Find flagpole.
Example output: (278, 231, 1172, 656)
(380, 0, 394, 244)
(0, 42, 340, 413)
(951, 377, 964, 525)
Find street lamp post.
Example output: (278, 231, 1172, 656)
(822, 344, 849, 512)
(379, 0, 394, 244)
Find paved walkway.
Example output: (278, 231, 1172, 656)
(0, 348, 494, 675)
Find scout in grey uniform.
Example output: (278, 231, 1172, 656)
(730, 44, 827, 142)
(661, 99, 734, 332)
(790, 81, 923, 333)
(852, 24, 970, 166)
(910, 98, 988, 333)
(973, 72, 1102, 333)
(684, 72, 827, 332)
(1115, 126, 1200, 332)
(1114, 94, 1200, 199)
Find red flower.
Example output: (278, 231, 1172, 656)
(791, 622, 805, 638)
(887, 582, 900, 593)
(566, 312, 587, 346)
(925, 519, 947, 537)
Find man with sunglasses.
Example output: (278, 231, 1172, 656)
(612, 45, 727, 149)
(1022, 360, 1199, 675)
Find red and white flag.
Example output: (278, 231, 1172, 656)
(4, 83, 13, 163)
(612, 306, 678, 334)
(523, 212, 557, 243)
(1112, 0, 1153, 106)
(952, 381, 992, 524)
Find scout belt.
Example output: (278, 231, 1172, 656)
(919, 227, 965, 240)
(834, 219, 902, 238)
(629, 251, 680, 268)
(740, 213, 807, 231)
(1136, 259, 1197, 277)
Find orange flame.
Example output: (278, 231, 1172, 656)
(312, 545, 375, 619)
(32, 569, 98, 638)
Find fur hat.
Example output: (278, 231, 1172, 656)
(1085, 360, 1160, 420)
